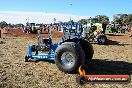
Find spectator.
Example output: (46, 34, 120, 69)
(102, 23, 107, 34)
(129, 26, 132, 37)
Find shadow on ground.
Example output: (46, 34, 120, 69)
(105, 39, 120, 45)
(33, 58, 132, 75)
(104, 39, 132, 46)
(106, 33, 126, 36)
(85, 59, 132, 75)
(36, 59, 55, 64)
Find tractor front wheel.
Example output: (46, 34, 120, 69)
(97, 35, 107, 45)
(79, 39, 94, 64)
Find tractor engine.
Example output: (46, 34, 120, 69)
(37, 38, 52, 51)
(36, 29, 52, 51)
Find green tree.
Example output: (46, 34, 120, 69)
(113, 14, 132, 26)
(95, 15, 109, 24)
(127, 14, 132, 21)
(113, 14, 128, 25)
(127, 14, 132, 26)
(87, 17, 98, 23)
(0, 21, 8, 28)
(15, 24, 24, 28)
(58, 21, 63, 24)
(67, 20, 74, 25)
(78, 19, 87, 25)
(113, 16, 122, 24)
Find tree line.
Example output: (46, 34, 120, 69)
(78, 15, 109, 25)
(0, 21, 24, 29)
(0, 14, 132, 28)
(78, 14, 132, 26)
(113, 14, 132, 26)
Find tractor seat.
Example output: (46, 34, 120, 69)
(42, 38, 52, 45)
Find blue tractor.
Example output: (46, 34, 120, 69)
(25, 23, 94, 73)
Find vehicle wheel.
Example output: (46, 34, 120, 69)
(76, 76, 87, 85)
(55, 42, 85, 73)
(79, 39, 94, 64)
(25, 56, 29, 62)
(97, 35, 107, 45)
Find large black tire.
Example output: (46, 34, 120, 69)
(55, 42, 85, 73)
(97, 35, 107, 45)
(79, 39, 94, 64)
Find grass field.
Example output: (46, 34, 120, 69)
(0, 31, 132, 88)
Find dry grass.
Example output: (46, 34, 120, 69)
(0, 33, 132, 88)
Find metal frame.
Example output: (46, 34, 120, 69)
(26, 23, 83, 61)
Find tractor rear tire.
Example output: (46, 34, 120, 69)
(55, 42, 85, 73)
(79, 39, 94, 64)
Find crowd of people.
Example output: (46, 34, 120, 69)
(21, 22, 132, 38)
(106, 23, 132, 37)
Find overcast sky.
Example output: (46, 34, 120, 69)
(0, 11, 90, 24)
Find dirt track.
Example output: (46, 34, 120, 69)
(6, 28, 63, 39)
(0, 29, 132, 88)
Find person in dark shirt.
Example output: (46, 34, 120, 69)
(102, 23, 107, 34)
